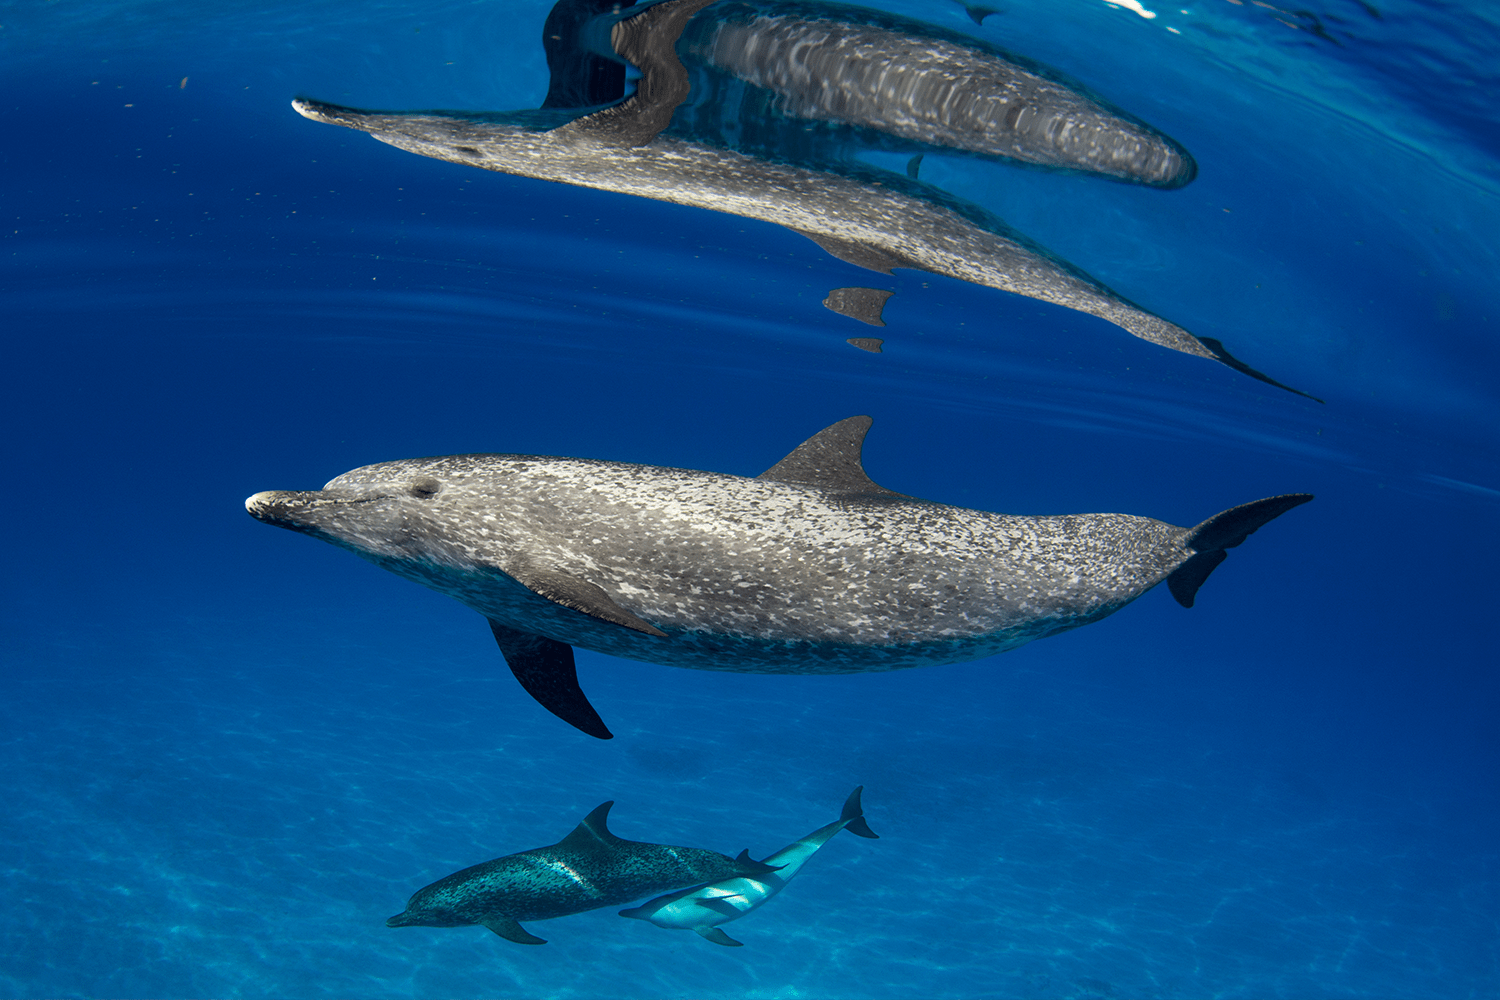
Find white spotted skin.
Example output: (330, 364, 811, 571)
(246, 452, 1195, 675)
(394, 832, 755, 925)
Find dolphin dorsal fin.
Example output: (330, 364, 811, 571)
(559, 801, 624, 850)
(757, 416, 902, 497)
(551, 0, 719, 148)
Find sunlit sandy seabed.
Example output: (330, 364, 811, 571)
(2, 0, 1498, 997)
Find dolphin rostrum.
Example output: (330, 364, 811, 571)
(386, 800, 780, 945)
(289, 0, 1316, 398)
(620, 786, 878, 946)
(246, 416, 1313, 739)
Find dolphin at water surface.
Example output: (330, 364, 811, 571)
(671, 0, 1198, 186)
(289, 0, 1317, 399)
(246, 416, 1313, 739)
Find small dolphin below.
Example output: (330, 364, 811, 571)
(386, 800, 779, 945)
(247, 416, 1313, 739)
(620, 786, 878, 946)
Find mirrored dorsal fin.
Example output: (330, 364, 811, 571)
(757, 416, 902, 497)
(696, 925, 744, 946)
(695, 896, 745, 918)
(559, 800, 625, 850)
(552, 0, 719, 148)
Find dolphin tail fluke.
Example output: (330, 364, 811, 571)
(1168, 494, 1314, 608)
(840, 786, 880, 839)
(695, 925, 745, 947)
(483, 916, 547, 945)
(1198, 336, 1325, 403)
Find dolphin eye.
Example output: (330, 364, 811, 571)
(408, 477, 442, 498)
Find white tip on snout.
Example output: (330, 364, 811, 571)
(245, 491, 284, 515)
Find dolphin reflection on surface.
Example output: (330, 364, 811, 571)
(292, 0, 1317, 399)
(672, 0, 1198, 187)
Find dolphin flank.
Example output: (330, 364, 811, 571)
(246, 416, 1313, 739)
(620, 786, 879, 946)
(386, 800, 779, 945)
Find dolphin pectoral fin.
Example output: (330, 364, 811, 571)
(488, 620, 614, 739)
(792, 229, 911, 275)
(1168, 493, 1315, 607)
(694, 896, 746, 919)
(482, 916, 547, 945)
(1197, 336, 1325, 403)
(695, 925, 744, 947)
(514, 567, 668, 637)
(758, 416, 906, 498)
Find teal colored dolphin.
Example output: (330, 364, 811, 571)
(619, 787, 878, 946)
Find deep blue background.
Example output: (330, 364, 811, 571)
(1, 1, 1497, 997)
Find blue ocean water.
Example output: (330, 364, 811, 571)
(2, 0, 1497, 997)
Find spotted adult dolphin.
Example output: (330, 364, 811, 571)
(245, 416, 1313, 739)
(386, 800, 779, 944)
(620, 786, 878, 945)
(289, 0, 1315, 398)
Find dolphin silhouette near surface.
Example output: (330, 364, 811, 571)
(386, 800, 780, 945)
(289, 0, 1318, 399)
(246, 416, 1313, 739)
(672, 0, 1198, 187)
(620, 786, 878, 946)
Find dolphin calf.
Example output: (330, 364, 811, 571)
(386, 800, 779, 944)
(290, 0, 1316, 398)
(246, 415, 1313, 739)
(620, 786, 878, 946)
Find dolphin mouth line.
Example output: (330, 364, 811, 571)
(245, 490, 400, 531)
